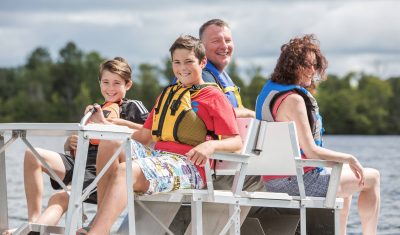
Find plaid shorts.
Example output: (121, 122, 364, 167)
(264, 169, 330, 197)
(131, 140, 204, 195)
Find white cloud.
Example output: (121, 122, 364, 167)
(0, 0, 399, 78)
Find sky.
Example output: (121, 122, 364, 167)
(1, 0, 399, 80)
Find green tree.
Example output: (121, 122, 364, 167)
(245, 66, 267, 109)
(0, 68, 18, 121)
(386, 77, 400, 133)
(81, 51, 105, 105)
(227, 59, 245, 90)
(357, 74, 392, 134)
(51, 42, 84, 121)
(160, 56, 174, 84)
(133, 63, 163, 109)
(318, 73, 393, 134)
(317, 74, 354, 133)
(26, 47, 52, 70)
(24, 47, 54, 121)
(1, 41, 399, 133)
(0, 47, 55, 122)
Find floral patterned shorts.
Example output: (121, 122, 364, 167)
(130, 140, 204, 195)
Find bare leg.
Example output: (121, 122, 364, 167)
(86, 162, 149, 235)
(358, 168, 380, 234)
(0, 229, 17, 235)
(95, 140, 125, 207)
(2, 193, 69, 235)
(339, 195, 352, 235)
(24, 148, 66, 222)
(34, 191, 69, 225)
(338, 165, 380, 235)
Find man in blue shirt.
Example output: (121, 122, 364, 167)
(199, 19, 255, 118)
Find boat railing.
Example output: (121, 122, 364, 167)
(0, 119, 135, 235)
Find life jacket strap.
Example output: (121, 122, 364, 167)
(222, 86, 244, 108)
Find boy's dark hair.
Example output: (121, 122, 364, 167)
(199, 19, 230, 40)
(98, 57, 132, 84)
(169, 35, 206, 62)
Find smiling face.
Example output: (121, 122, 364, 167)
(172, 48, 206, 87)
(99, 70, 132, 102)
(201, 24, 234, 72)
(298, 52, 317, 87)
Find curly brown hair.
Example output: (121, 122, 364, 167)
(271, 34, 328, 85)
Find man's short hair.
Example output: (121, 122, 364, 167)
(199, 19, 230, 40)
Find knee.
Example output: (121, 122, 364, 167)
(367, 168, 380, 188)
(96, 140, 123, 166)
(24, 148, 40, 167)
(48, 191, 69, 210)
(113, 163, 127, 180)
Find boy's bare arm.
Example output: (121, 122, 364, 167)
(108, 118, 143, 130)
(132, 128, 152, 146)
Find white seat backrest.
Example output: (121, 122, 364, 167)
(236, 118, 253, 148)
(214, 118, 301, 176)
(214, 118, 253, 175)
(243, 119, 301, 176)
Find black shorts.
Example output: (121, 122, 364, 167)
(50, 149, 98, 204)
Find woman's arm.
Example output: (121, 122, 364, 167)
(277, 94, 364, 183)
(234, 107, 256, 118)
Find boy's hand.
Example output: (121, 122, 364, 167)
(84, 104, 108, 124)
(67, 135, 78, 150)
(186, 141, 215, 167)
(64, 134, 78, 152)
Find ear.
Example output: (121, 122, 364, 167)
(125, 80, 133, 90)
(200, 57, 207, 69)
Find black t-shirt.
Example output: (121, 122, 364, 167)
(120, 99, 149, 124)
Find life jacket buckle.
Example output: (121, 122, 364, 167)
(170, 100, 181, 115)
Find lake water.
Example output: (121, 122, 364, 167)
(2, 134, 400, 234)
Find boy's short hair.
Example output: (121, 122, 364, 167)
(169, 35, 206, 62)
(199, 19, 230, 40)
(98, 57, 132, 84)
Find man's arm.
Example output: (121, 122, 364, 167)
(234, 106, 255, 118)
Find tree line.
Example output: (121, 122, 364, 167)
(0, 42, 399, 134)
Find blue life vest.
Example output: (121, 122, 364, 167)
(256, 80, 324, 147)
(203, 62, 243, 108)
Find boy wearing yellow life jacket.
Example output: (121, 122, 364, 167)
(77, 35, 242, 234)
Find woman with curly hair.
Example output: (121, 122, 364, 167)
(256, 34, 380, 235)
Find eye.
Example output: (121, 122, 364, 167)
(304, 61, 318, 69)
(185, 60, 194, 64)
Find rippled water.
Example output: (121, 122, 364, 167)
(2, 134, 400, 234)
(324, 135, 400, 235)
